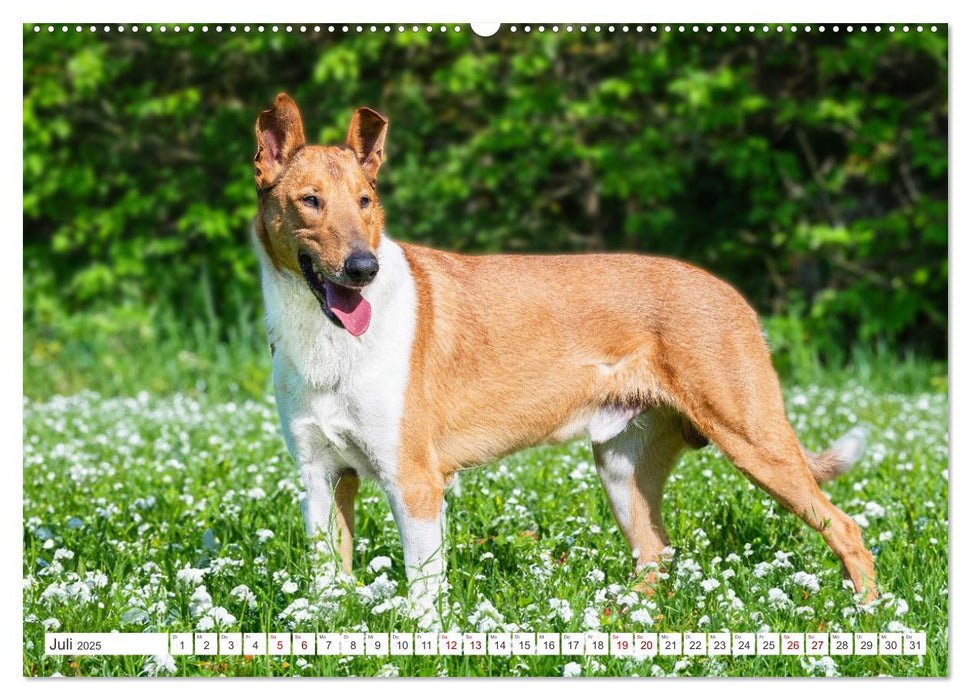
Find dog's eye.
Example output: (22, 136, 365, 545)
(300, 195, 320, 208)
(360, 195, 371, 209)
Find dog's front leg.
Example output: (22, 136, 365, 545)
(382, 477, 446, 619)
(299, 460, 346, 567)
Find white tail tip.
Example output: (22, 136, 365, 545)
(831, 426, 868, 467)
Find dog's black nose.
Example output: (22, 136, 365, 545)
(344, 251, 379, 285)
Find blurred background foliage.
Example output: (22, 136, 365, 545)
(23, 25, 947, 397)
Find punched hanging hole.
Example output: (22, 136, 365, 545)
(471, 22, 502, 37)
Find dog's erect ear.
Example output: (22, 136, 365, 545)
(346, 107, 388, 184)
(254, 93, 306, 189)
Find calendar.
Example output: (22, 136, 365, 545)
(44, 631, 927, 658)
(23, 15, 949, 681)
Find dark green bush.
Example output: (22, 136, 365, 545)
(24, 25, 947, 367)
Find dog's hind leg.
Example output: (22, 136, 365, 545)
(334, 472, 359, 574)
(666, 340, 876, 601)
(711, 424, 875, 601)
(593, 408, 686, 592)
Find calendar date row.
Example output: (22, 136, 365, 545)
(46, 631, 926, 657)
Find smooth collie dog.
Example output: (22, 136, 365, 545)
(251, 93, 876, 609)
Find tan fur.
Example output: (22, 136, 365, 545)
(334, 473, 359, 573)
(255, 94, 385, 281)
(395, 246, 874, 598)
(253, 94, 876, 602)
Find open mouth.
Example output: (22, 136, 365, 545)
(298, 253, 373, 337)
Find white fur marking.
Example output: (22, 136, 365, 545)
(256, 227, 419, 555)
(830, 426, 868, 467)
(587, 405, 639, 444)
(387, 492, 446, 616)
(594, 427, 642, 531)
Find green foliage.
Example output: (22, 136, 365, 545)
(24, 25, 948, 370)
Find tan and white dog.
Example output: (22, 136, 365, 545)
(251, 93, 876, 608)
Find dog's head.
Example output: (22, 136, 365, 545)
(253, 93, 388, 336)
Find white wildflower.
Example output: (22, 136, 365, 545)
(800, 655, 839, 677)
(753, 562, 773, 578)
(278, 597, 312, 625)
(189, 585, 212, 617)
(210, 607, 237, 626)
(790, 571, 821, 593)
(549, 598, 573, 623)
(356, 573, 398, 604)
(176, 565, 208, 586)
(767, 587, 791, 609)
(144, 653, 177, 676)
(230, 584, 257, 609)
(468, 599, 505, 632)
(40, 583, 67, 602)
(368, 556, 393, 572)
(864, 502, 886, 519)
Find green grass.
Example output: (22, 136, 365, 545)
(24, 300, 947, 402)
(22, 347, 949, 677)
(24, 307, 271, 401)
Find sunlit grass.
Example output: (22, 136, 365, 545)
(23, 377, 948, 677)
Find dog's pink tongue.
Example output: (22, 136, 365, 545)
(324, 281, 372, 337)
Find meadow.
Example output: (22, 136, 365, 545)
(22, 347, 949, 677)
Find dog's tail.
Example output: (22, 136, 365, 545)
(803, 426, 868, 483)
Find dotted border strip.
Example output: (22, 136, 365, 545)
(29, 24, 941, 35)
(30, 25, 465, 34)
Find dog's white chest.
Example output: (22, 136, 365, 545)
(258, 235, 418, 480)
(275, 371, 389, 478)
